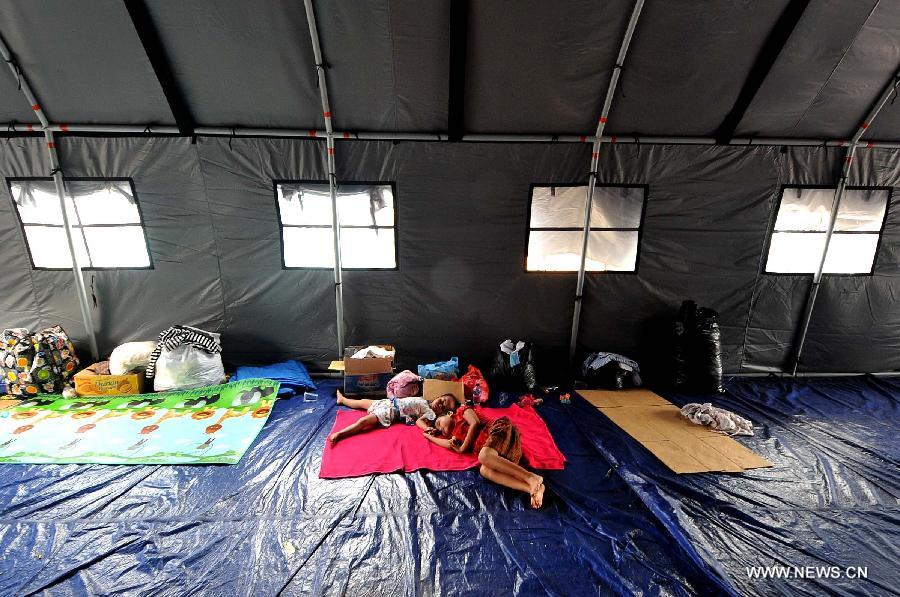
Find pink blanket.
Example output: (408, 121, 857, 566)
(319, 404, 565, 479)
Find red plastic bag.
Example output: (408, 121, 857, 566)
(460, 365, 489, 404)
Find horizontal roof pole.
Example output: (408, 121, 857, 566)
(3, 124, 900, 148)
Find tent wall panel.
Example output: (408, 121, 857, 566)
(1, 138, 899, 372)
(579, 145, 783, 375)
(741, 147, 900, 372)
(0, 137, 224, 357)
(0, 0, 172, 124)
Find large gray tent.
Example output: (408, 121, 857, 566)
(1, 2, 899, 596)
(1, 0, 900, 374)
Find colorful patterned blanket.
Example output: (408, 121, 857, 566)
(0, 378, 279, 464)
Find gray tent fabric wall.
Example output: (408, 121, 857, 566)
(1, 137, 898, 373)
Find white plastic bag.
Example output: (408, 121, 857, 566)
(153, 341, 225, 392)
(109, 341, 157, 375)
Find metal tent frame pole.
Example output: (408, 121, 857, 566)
(789, 69, 900, 375)
(6, 124, 900, 149)
(303, 0, 345, 357)
(0, 34, 100, 361)
(568, 0, 646, 364)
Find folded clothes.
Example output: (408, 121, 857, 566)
(350, 345, 395, 359)
(680, 402, 754, 436)
(232, 360, 316, 397)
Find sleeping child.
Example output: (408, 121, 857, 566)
(328, 391, 459, 445)
(426, 406, 545, 508)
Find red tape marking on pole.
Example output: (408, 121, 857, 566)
(31, 104, 40, 111)
(591, 151, 599, 158)
(323, 111, 332, 118)
(60, 125, 69, 132)
(343, 132, 350, 139)
(861, 122, 870, 129)
(308, 130, 317, 137)
(599, 117, 607, 123)
(327, 148, 335, 155)
(611, 136, 617, 144)
(579, 135, 586, 142)
(46, 142, 55, 149)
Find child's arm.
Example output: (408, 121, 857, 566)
(415, 415, 435, 432)
(455, 408, 483, 453)
(423, 433, 454, 449)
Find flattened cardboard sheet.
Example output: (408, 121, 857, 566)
(423, 379, 465, 405)
(579, 389, 772, 474)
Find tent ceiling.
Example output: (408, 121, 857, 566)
(0, 0, 899, 140)
(0, 0, 172, 125)
(463, 0, 630, 134)
(608, 0, 791, 137)
(736, 0, 900, 139)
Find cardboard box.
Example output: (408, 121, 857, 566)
(423, 378, 465, 405)
(74, 368, 143, 397)
(342, 345, 395, 396)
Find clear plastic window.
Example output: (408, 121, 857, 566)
(527, 185, 644, 272)
(766, 187, 888, 274)
(276, 182, 396, 269)
(10, 180, 151, 269)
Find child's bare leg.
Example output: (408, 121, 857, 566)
(335, 391, 375, 410)
(478, 447, 542, 492)
(479, 465, 532, 494)
(329, 414, 380, 444)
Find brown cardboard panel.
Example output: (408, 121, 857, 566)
(641, 441, 711, 474)
(580, 389, 671, 408)
(423, 379, 465, 404)
(702, 435, 774, 470)
(329, 360, 345, 371)
(599, 407, 670, 442)
(343, 345, 395, 375)
(579, 389, 773, 474)
(0, 399, 21, 409)
(673, 437, 745, 472)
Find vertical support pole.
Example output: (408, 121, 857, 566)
(303, 0, 344, 356)
(45, 130, 100, 360)
(0, 33, 99, 360)
(569, 0, 645, 364)
(789, 70, 900, 374)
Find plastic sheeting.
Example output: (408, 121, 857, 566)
(0, 379, 727, 595)
(571, 375, 900, 596)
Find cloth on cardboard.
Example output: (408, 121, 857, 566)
(680, 402, 754, 436)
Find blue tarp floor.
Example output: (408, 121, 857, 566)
(0, 376, 896, 595)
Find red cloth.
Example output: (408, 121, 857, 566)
(319, 404, 565, 479)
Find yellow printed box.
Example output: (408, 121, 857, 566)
(73, 370, 142, 396)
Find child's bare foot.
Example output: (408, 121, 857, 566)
(530, 483, 545, 509)
(335, 392, 346, 406)
(329, 432, 341, 445)
(528, 474, 544, 495)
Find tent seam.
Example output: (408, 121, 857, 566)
(192, 139, 229, 333)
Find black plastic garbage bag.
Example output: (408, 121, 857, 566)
(693, 307, 725, 393)
(489, 340, 537, 391)
(672, 301, 695, 388)
(672, 300, 724, 393)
